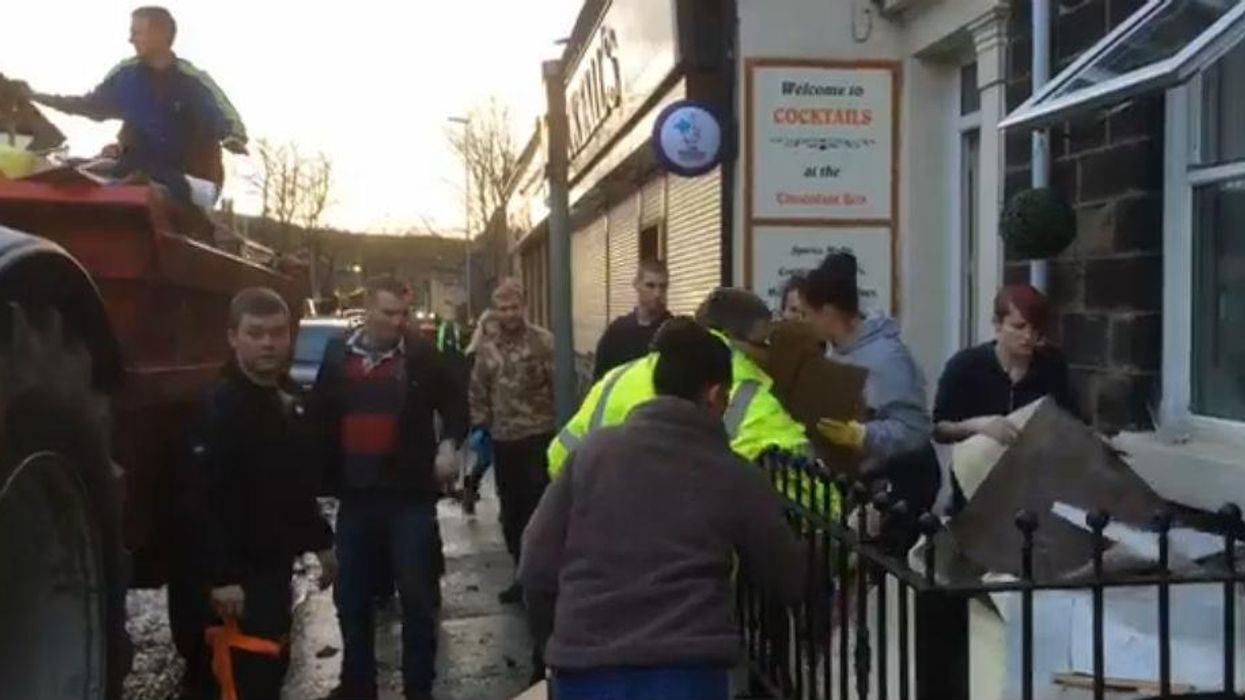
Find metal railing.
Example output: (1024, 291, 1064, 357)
(739, 452, 1245, 700)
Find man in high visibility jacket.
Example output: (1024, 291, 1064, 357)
(547, 288, 838, 516)
(436, 315, 462, 355)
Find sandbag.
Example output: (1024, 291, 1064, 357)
(948, 399, 1167, 582)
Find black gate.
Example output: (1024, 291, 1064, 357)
(739, 453, 1245, 700)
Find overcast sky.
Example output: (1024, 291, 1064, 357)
(2, 0, 580, 232)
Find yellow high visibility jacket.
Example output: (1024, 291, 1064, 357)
(547, 332, 839, 516)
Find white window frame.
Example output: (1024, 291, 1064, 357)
(1002, 0, 1245, 131)
(1162, 69, 1245, 447)
(948, 59, 983, 357)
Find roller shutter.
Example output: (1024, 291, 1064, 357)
(607, 193, 640, 320)
(640, 175, 666, 227)
(521, 238, 549, 328)
(571, 214, 608, 354)
(665, 168, 722, 315)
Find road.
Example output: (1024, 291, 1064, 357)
(123, 484, 539, 700)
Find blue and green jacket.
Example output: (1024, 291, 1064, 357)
(38, 57, 246, 194)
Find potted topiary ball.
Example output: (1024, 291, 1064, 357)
(1000, 187, 1077, 260)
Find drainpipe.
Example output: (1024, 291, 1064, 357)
(543, 59, 576, 425)
(1030, 0, 1051, 291)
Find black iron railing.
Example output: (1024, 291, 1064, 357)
(739, 452, 1245, 700)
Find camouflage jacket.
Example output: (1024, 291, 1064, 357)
(469, 322, 556, 441)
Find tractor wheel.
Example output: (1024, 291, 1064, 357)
(0, 302, 128, 699)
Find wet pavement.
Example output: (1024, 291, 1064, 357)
(123, 483, 538, 700)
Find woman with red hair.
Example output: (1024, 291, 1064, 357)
(933, 285, 1079, 444)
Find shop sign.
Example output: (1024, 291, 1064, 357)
(753, 227, 892, 314)
(567, 26, 623, 158)
(652, 100, 722, 177)
(749, 63, 895, 222)
(564, 0, 679, 181)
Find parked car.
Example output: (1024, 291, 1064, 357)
(291, 316, 357, 388)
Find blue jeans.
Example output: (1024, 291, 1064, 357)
(551, 666, 730, 700)
(335, 493, 439, 694)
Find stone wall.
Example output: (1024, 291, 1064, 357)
(1004, 0, 1163, 433)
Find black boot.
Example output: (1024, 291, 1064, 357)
(498, 582, 523, 605)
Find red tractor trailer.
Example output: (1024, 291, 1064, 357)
(0, 180, 305, 699)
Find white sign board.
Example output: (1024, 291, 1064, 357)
(753, 227, 892, 314)
(750, 64, 894, 221)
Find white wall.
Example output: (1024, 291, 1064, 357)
(898, 55, 958, 389)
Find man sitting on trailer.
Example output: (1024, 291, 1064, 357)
(14, 6, 247, 202)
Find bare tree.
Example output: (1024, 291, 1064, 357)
(299, 153, 333, 231)
(298, 153, 333, 295)
(248, 139, 335, 292)
(445, 98, 520, 238)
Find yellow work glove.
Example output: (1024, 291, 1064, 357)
(815, 418, 867, 451)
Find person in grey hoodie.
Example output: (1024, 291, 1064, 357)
(517, 318, 808, 700)
(801, 252, 938, 549)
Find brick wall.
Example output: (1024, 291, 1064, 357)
(1004, 0, 1164, 433)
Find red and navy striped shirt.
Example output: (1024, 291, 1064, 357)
(340, 332, 407, 485)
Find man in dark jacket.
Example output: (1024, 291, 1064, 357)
(171, 287, 334, 700)
(313, 275, 466, 700)
(592, 258, 672, 380)
(519, 318, 808, 699)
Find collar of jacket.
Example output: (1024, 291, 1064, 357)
(347, 328, 406, 358)
(627, 395, 729, 442)
(221, 357, 296, 394)
(706, 328, 774, 387)
(632, 308, 672, 327)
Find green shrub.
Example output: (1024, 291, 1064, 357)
(1000, 187, 1077, 259)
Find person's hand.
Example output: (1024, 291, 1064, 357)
(99, 143, 122, 159)
(968, 416, 1020, 445)
(815, 418, 867, 451)
(434, 439, 459, 484)
(222, 136, 248, 155)
(210, 584, 246, 620)
(316, 549, 338, 590)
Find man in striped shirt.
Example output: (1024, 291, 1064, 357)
(313, 275, 465, 700)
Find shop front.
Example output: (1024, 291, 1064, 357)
(508, 0, 735, 387)
(734, 0, 1013, 393)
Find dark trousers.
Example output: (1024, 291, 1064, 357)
(168, 565, 294, 699)
(335, 493, 439, 695)
(369, 521, 443, 600)
(552, 666, 730, 700)
(871, 443, 943, 558)
(495, 432, 553, 675)
(168, 570, 213, 695)
(493, 432, 553, 565)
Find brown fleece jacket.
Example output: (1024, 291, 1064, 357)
(518, 396, 808, 671)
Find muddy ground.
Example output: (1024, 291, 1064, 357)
(122, 487, 536, 700)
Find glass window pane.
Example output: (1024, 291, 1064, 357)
(294, 325, 337, 363)
(961, 130, 980, 346)
(1051, 0, 1236, 100)
(1201, 39, 1245, 164)
(960, 62, 980, 116)
(1193, 175, 1245, 420)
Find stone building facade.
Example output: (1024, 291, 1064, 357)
(1004, 0, 1165, 432)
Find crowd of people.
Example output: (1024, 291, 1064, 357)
(168, 247, 1078, 700)
(4, 6, 1086, 699)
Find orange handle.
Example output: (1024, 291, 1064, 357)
(205, 618, 284, 700)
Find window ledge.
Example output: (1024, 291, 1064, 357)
(1113, 430, 1245, 511)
